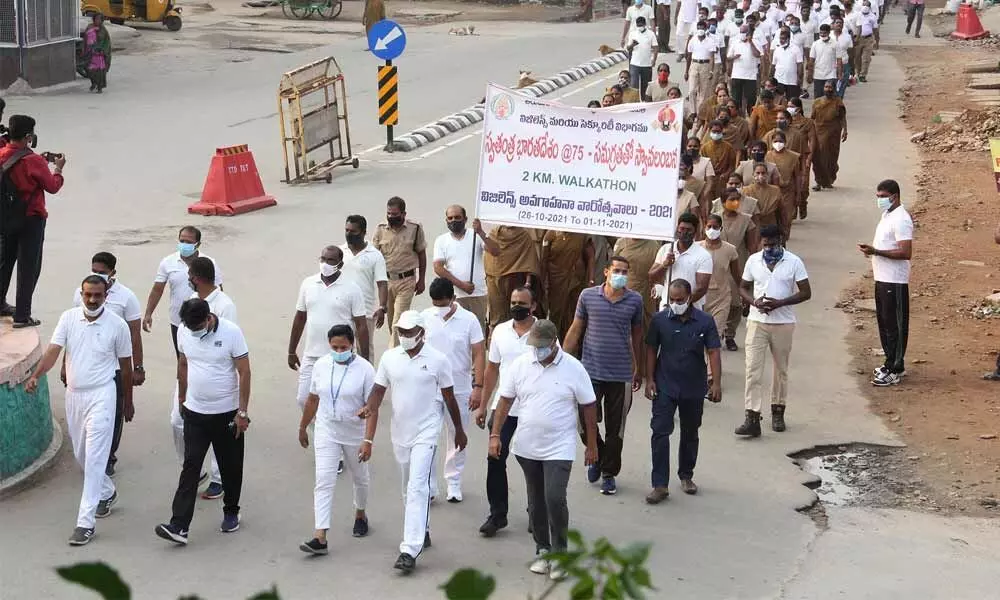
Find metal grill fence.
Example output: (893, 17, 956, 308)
(0, 0, 16, 46)
(19, 0, 76, 46)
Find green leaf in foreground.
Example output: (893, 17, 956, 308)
(56, 562, 131, 600)
(440, 568, 497, 600)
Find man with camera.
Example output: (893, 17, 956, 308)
(0, 115, 65, 327)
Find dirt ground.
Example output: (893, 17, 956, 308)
(844, 30, 1000, 516)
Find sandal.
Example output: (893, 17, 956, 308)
(984, 372, 1000, 381)
(12, 318, 40, 329)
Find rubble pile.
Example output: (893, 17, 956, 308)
(952, 33, 1000, 48)
(910, 107, 1000, 152)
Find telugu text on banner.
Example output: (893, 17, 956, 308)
(475, 83, 684, 241)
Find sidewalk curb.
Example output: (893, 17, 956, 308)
(390, 51, 628, 152)
(0, 417, 64, 500)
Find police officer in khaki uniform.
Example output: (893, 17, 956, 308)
(372, 196, 427, 346)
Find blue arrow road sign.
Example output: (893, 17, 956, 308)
(368, 19, 407, 61)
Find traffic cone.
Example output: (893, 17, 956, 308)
(951, 3, 989, 40)
(188, 145, 277, 216)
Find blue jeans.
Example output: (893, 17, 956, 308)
(650, 395, 704, 487)
(485, 413, 519, 522)
(837, 63, 852, 99)
(629, 65, 652, 100)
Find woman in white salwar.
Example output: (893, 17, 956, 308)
(298, 324, 375, 555)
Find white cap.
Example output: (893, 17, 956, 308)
(395, 310, 424, 330)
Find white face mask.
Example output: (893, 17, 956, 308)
(772, 141, 785, 151)
(677, 178, 686, 190)
(705, 227, 722, 240)
(669, 301, 690, 315)
(861, 5, 870, 13)
(710, 132, 724, 141)
(638, 26, 647, 32)
(436, 304, 453, 318)
(787, 106, 798, 115)
(697, 29, 707, 37)
(320, 262, 339, 277)
(398, 333, 422, 351)
(739, 32, 748, 41)
(83, 304, 104, 318)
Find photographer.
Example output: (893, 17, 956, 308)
(0, 115, 65, 327)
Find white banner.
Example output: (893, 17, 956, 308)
(475, 83, 685, 241)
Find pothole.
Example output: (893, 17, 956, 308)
(789, 443, 955, 515)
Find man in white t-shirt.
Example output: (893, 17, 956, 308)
(858, 180, 912, 388)
(342, 215, 388, 357)
(27, 275, 133, 546)
(156, 297, 251, 544)
(806, 24, 843, 98)
(623, 0, 656, 48)
(770, 28, 804, 100)
(70, 252, 143, 478)
(423, 278, 486, 503)
(476, 286, 538, 538)
(432, 205, 499, 336)
(358, 310, 466, 574)
(686, 22, 719, 118)
(728, 22, 762, 112)
(627, 16, 659, 97)
(675, 0, 700, 61)
(143, 225, 222, 357)
(288, 246, 369, 411)
(736, 224, 810, 437)
(650, 213, 713, 310)
(490, 319, 597, 580)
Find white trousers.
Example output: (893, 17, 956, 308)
(66, 381, 117, 529)
(429, 392, 470, 497)
(393, 442, 436, 557)
(170, 382, 221, 485)
(675, 20, 693, 58)
(296, 355, 319, 411)
(314, 421, 370, 531)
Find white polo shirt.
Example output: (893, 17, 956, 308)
(771, 43, 804, 86)
(309, 354, 375, 445)
(809, 37, 843, 80)
(499, 350, 596, 462)
(296, 274, 366, 359)
(374, 344, 454, 448)
(155, 252, 223, 327)
(729, 39, 760, 80)
(679, 0, 699, 23)
(628, 27, 659, 68)
(872, 206, 913, 285)
(432, 231, 487, 298)
(487, 317, 536, 415)
(178, 317, 249, 415)
(52, 307, 132, 392)
(625, 3, 655, 34)
(798, 18, 818, 48)
(857, 12, 878, 36)
(341, 242, 388, 317)
(687, 35, 718, 61)
(72, 280, 141, 323)
(423, 304, 485, 397)
(191, 288, 238, 324)
(833, 31, 854, 56)
(655, 242, 714, 310)
(742, 249, 809, 324)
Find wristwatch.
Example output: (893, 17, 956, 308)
(237, 410, 249, 419)
(134, 365, 144, 373)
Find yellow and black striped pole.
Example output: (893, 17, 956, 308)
(378, 60, 399, 151)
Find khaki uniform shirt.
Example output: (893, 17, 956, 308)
(372, 220, 427, 275)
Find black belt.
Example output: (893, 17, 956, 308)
(389, 269, 416, 280)
(691, 59, 710, 64)
(861, 34, 873, 38)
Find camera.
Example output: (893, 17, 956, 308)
(41, 151, 64, 163)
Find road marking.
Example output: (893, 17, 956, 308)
(419, 146, 447, 159)
(445, 134, 474, 147)
(359, 145, 383, 155)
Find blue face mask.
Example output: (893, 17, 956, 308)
(331, 349, 354, 363)
(763, 246, 784, 265)
(876, 196, 894, 211)
(534, 345, 554, 362)
(177, 242, 197, 258)
(709, 24, 718, 33)
(609, 273, 628, 290)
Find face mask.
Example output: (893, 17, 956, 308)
(791, 25, 800, 32)
(534, 345, 554, 362)
(752, 151, 766, 161)
(320, 262, 340, 278)
(705, 227, 722, 240)
(724, 200, 741, 211)
(91, 272, 110, 283)
(679, 231, 695, 245)
(83, 305, 104, 318)
(609, 273, 628, 290)
(754, 173, 767, 184)
(398, 333, 422, 351)
(763, 245, 784, 265)
(669, 301, 690, 316)
(657, 72, 669, 83)
(772, 141, 785, 151)
(510, 305, 532, 321)
(710, 132, 724, 141)
(436, 304, 453, 318)
(814, 2, 821, 8)
(677, 178, 687, 191)
(720, 116, 731, 125)
(177, 242, 197, 258)
(634, 0, 643, 5)
(736, 18, 744, 24)
(331, 349, 354, 363)
(825, 89, 835, 97)
(861, 5, 870, 13)
(820, 34, 830, 41)
(638, 26, 647, 32)
(189, 325, 208, 338)
(387, 215, 404, 227)
(709, 24, 717, 33)
(777, 120, 788, 130)
(345, 232, 364, 246)
(739, 32, 748, 40)
(787, 107, 798, 116)
(447, 220, 466, 234)
(697, 29, 707, 37)
(876, 196, 894, 211)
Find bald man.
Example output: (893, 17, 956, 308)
(432, 205, 500, 336)
(288, 245, 370, 411)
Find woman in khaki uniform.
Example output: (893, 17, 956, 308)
(699, 213, 741, 352)
(742, 163, 783, 232)
(718, 188, 759, 350)
(612, 237, 662, 332)
(764, 130, 801, 241)
(541, 231, 594, 339)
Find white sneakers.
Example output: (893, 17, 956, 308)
(529, 552, 566, 580)
(446, 484, 463, 503)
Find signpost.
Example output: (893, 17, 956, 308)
(367, 19, 407, 151)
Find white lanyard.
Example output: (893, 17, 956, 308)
(329, 358, 353, 412)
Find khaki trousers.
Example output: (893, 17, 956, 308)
(857, 35, 875, 78)
(457, 294, 489, 338)
(744, 321, 795, 411)
(387, 276, 416, 347)
(689, 62, 714, 123)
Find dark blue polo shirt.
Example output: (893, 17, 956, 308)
(645, 307, 721, 399)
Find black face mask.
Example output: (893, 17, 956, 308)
(510, 305, 532, 321)
(387, 215, 404, 227)
(751, 151, 766, 161)
(776, 120, 788, 130)
(825, 90, 835, 97)
(345, 232, 364, 246)
(678, 231, 695, 245)
(447, 220, 466, 234)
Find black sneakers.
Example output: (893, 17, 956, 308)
(300, 538, 329, 555)
(95, 491, 118, 519)
(68, 527, 95, 546)
(155, 523, 189, 545)
(394, 552, 416, 574)
(478, 516, 508, 538)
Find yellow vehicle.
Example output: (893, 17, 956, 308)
(82, 0, 183, 31)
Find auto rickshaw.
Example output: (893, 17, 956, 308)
(81, 0, 183, 31)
